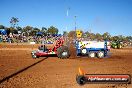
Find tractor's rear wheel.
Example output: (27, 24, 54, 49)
(57, 46, 70, 59)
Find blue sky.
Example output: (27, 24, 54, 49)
(0, 0, 132, 36)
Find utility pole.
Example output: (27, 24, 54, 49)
(74, 15, 77, 39)
(74, 16, 77, 32)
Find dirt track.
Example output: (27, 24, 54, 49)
(0, 44, 132, 88)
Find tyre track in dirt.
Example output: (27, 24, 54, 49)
(0, 57, 48, 84)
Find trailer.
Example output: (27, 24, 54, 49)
(75, 40, 110, 58)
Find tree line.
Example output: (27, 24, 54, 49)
(0, 17, 132, 42)
(66, 30, 132, 42)
(0, 17, 59, 36)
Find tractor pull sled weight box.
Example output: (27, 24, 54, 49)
(75, 40, 111, 58)
(73, 30, 111, 59)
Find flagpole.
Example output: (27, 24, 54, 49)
(74, 15, 77, 39)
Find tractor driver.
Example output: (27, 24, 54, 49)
(38, 45, 48, 52)
(38, 45, 44, 51)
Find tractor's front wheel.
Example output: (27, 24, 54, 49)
(57, 46, 70, 59)
(31, 51, 39, 59)
(32, 53, 37, 59)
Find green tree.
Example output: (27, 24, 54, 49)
(83, 32, 87, 38)
(41, 27, 47, 35)
(12, 29, 18, 34)
(112, 36, 120, 41)
(84, 31, 96, 40)
(126, 36, 132, 42)
(23, 26, 33, 32)
(0, 25, 5, 29)
(33, 27, 40, 32)
(95, 33, 102, 40)
(102, 32, 111, 40)
(7, 27, 18, 34)
(29, 27, 40, 36)
(90, 33, 96, 40)
(23, 26, 33, 36)
(117, 35, 126, 41)
(30, 30, 37, 36)
(84, 31, 91, 38)
(8, 27, 16, 33)
(47, 26, 58, 35)
(63, 31, 68, 36)
(10, 17, 19, 28)
(16, 26, 23, 32)
(6, 28, 11, 35)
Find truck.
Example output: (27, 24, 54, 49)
(75, 40, 110, 58)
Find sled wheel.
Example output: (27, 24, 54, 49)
(88, 51, 96, 58)
(97, 51, 104, 58)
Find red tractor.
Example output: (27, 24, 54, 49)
(31, 38, 70, 59)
